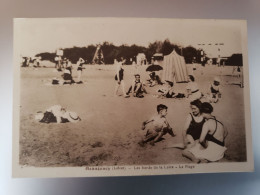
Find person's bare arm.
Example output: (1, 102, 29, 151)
(142, 117, 154, 130)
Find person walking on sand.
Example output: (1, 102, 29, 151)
(182, 102, 228, 163)
(114, 57, 129, 98)
(138, 104, 176, 146)
(76, 57, 85, 84)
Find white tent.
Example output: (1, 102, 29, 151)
(136, 53, 146, 65)
(161, 50, 188, 83)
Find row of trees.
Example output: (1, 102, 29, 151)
(35, 39, 243, 66)
(36, 39, 198, 64)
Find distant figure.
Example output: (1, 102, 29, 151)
(126, 74, 147, 98)
(114, 57, 129, 98)
(147, 72, 163, 87)
(76, 57, 85, 84)
(36, 105, 81, 123)
(208, 77, 221, 103)
(54, 56, 59, 69)
(186, 75, 202, 101)
(62, 59, 75, 84)
(182, 102, 228, 163)
(182, 100, 205, 149)
(138, 104, 175, 146)
(132, 60, 139, 76)
(232, 66, 241, 78)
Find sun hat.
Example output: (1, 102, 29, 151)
(68, 112, 81, 122)
(214, 77, 220, 83)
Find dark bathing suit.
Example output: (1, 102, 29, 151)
(115, 68, 124, 81)
(77, 63, 84, 71)
(187, 113, 206, 140)
(210, 85, 219, 93)
(205, 118, 225, 146)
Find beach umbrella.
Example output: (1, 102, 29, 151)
(146, 64, 163, 72)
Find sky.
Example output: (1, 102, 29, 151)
(14, 18, 245, 58)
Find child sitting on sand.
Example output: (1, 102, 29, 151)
(35, 105, 81, 123)
(208, 77, 221, 103)
(138, 104, 175, 146)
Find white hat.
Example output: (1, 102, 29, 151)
(68, 112, 81, 122)
(214, 77, 220, 83)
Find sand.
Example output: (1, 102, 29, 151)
(19, 63, 246, 167)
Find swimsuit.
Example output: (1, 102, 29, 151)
(205, 118, 225, 146)
(77, 63, 84, 71)
(187, 113, 205, 140)
(115, 68, 124, 81)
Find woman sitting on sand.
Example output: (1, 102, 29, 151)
(114, 57, 129, 98)
(182, 100, 205, 149)
(35, 105, 81, 123)
(182, 102, 228, 163)
(186, 75, 202, 101)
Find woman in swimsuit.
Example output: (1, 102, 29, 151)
(114, 57, 129, 98)
(182, 102, 228, 163)
(76, 57, 85, 84)
(182, 99, 205, 149)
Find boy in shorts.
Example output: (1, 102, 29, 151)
(138, 104, 175, 146)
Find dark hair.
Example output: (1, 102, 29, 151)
(201, 102, 213, 114)
(116, 57, 123, 62)
(150, 72, 155, 77)
(166, 81, 174, 87)
(188, 75, 195, 82)
(190, 99, 202, 111)
(157, 104, 168, 113)
(213, 80, 220, 85)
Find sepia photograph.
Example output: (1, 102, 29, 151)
(13, 18, 253, 177)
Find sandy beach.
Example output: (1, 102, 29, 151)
(19, 63, 246, 167)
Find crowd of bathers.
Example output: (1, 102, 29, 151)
(34, 56, 227, 164)
(114, 57, 222, 103)
(112, 56, 227, 164)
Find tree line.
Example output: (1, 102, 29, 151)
(35, 39, 242, 66)
(35, 39, 198, 64)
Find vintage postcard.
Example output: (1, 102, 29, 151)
(13, 18, 253, 178)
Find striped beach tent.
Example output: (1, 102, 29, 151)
(161, 50, 188, 83)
